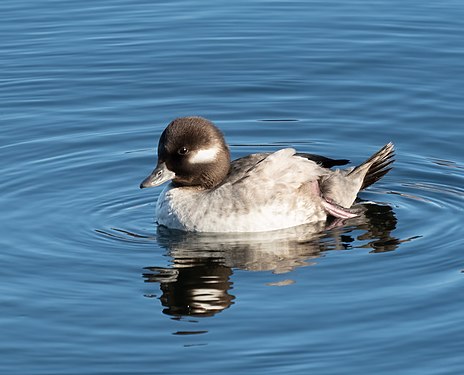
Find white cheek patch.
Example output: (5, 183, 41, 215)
(189, 146, 220, 164)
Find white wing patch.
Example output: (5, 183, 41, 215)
(189, 146, 220, 164)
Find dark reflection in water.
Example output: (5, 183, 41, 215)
(143, 203, 410, 318)
(144, 260, 234, 317)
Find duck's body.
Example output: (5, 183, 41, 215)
(140, 117, 394, 233)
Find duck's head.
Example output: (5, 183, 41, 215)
(140, 117, 231, 190)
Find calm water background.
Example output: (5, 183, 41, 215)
(1, 0, 463, 374)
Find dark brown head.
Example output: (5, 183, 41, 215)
(140, 117, 231, 189)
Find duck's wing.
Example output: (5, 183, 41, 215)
(295, 153, 349, 168)
(229, 151, 348, 183)
(226, 149, 358, 218)
(227, 153, 268, 184)
(226, 149, 325, 192)
(211, 148, 359, 227)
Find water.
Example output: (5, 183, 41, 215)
(1, 0, 463, 374)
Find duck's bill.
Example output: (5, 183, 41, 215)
(140, 162, 175, 189)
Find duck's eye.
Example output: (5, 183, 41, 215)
(178, 147, 189, 155)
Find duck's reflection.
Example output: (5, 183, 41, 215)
(143, 203, 401, 318)
(144, 260, 233, 317)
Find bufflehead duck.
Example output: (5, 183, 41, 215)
(140, 117, 394, 233)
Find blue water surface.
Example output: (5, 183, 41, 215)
(1, 0, 463, 374)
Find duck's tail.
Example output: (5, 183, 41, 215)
(350, 142, 395, 190)
(320, 143, 395, 209)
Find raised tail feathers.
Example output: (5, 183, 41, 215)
(320, 143, 395, 211)
(349, 142, 395, 190)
